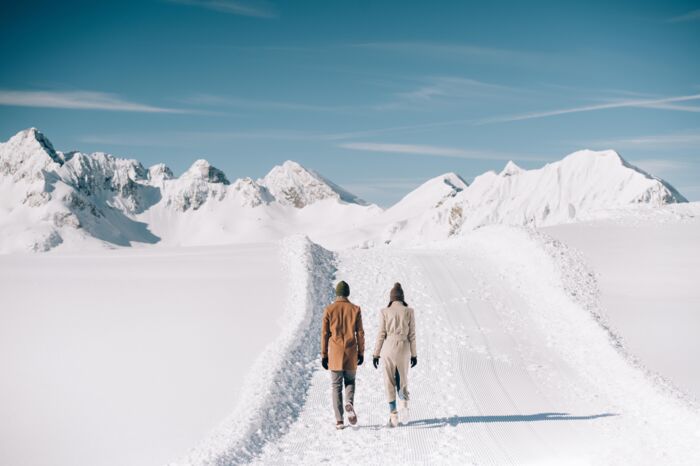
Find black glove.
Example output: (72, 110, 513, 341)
(373, 357, 379, 369)
(410, 356, 417, 368)
(321, 357, 328, 370)
(357, 354, 364, 366)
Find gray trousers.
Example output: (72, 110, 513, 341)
(330, 370, 356, 422)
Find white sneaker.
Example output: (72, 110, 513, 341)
(387, 410, 399, 428)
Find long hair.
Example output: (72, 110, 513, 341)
(388, 300, 408, 307)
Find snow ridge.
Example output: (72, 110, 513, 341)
(376, 150, 688, 246)
(0, 128, 691, 253)
(180, 236, 336, 466)
(0, 129, 368, 253)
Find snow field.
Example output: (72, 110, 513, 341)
(0, 242, 289, 466)
(544, 215, 700, 400)
(180, 237, 336, 465)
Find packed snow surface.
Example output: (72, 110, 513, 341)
(169, 226, 699, 466)
(222, 227, 698, 466)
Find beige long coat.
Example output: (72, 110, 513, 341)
(373, 302, 417, 401)
(321, 297, 365, 371)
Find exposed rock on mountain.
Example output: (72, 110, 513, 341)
(0, 129, 688, 253)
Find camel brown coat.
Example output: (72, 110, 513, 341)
(321, 297, 365, 371)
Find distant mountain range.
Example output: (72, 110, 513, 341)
(0, 128, 687, 253)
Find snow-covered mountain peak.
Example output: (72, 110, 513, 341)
(438, 148, 688, 236)
(260, 160, 365, 208)
(0, 128, 63, 181)
(181, 159, 229, 185)
(8, 127, 60, 160)
(148, 163, 174, 183)
(0, 128, 691, 253)
(230, 177, 274, 207)
(439, 172, 469, 191)
(554, 149, 686, 203)
(557, 149, 647, 176)
(500, 160, 522, 177)
(387, 172, 468, 218)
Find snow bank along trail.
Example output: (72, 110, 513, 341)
(249, 227, 700, 465)
(180, 237, 335, 465)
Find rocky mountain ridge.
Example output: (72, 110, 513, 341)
(0, 128, 688, 252)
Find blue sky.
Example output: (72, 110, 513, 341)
(1, 0, 699, 206)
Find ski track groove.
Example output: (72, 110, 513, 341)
(415, 253, 509, 466)
(439, 254, 552, 460)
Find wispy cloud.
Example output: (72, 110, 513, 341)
(479, 93, 700, 124)
(342, 177, 435, 206)
(667, 9, 700, 23)
(342, 177, 431, 194)
(338, 142, 547, 161)
(183, 93, 358, 112)
(678, 185, 700, 201)
(588, 131, 700, 150)
(629, 158, 694, 176)
(0, 90, 186, 113)
(79, 129, 325, 147)
(639, 102, 700, 112)
(376, 76, 527, 110)
(165, 0, 277, 18)
(352, 42, 539, 65)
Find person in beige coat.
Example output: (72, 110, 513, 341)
(321, 281, 365, 429)
(372, 283, 417, 427)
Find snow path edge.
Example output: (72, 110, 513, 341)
(177, 236, 335, 466)
(438, 225, 700, 461)
(534, 228, 698, 409)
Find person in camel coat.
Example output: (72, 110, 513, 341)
(321, 280, 365, 429)
(373, 282, 417, 427)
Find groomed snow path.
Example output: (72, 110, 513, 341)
(249, 229, 700, 465)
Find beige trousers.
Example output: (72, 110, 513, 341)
(380, 337, 411, 403)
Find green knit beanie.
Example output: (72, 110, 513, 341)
(335, 280, 350, 297)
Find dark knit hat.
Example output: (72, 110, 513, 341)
(335, 280, 350, 297)
(390, 282, 404, 302)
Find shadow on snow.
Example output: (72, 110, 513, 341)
(358, 412, 617, 430)
(406, 412, 617, 429)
